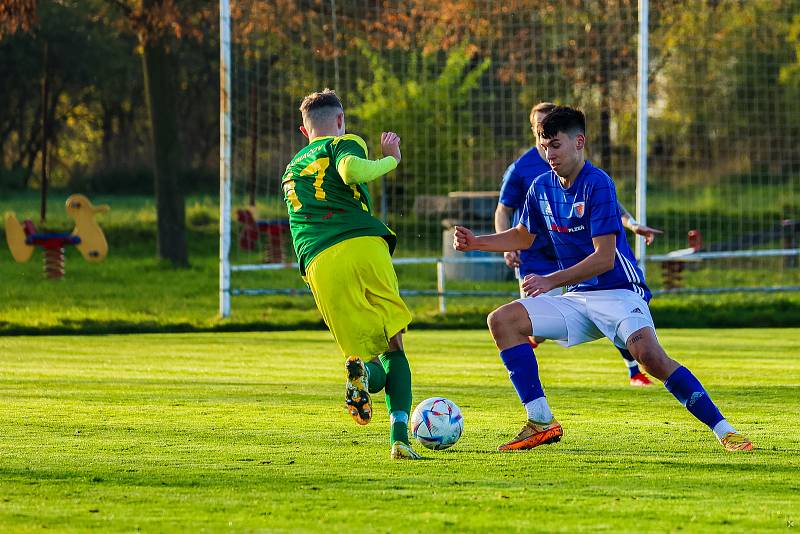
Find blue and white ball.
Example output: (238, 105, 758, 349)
(410, 397, 463, 450)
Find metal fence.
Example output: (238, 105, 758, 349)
(220, 0, 800, 316)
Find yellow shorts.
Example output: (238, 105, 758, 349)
(305, 236, 412, 358)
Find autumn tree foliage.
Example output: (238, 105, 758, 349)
(0, 0, 37, 39)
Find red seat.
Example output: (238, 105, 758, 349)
(236, 209, 260, 251)
(22, 219, 37, 236)
(236, 209, 290, 263)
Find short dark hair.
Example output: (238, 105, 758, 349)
(530, 101, 557, 122)
(537, 106, 585, 140)
(299, 88, 343, 125)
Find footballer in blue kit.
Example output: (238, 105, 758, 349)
(520, 159, 649, 299)
(495, 101, 661, 386)
(456, 106, 753, 452)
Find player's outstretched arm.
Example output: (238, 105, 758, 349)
(629, 223, 663, 245)
(494, 203, 521, 269)
(337, 131, 401, 185)
(453, 223, 534, 253)
(619, 201, 663, 245)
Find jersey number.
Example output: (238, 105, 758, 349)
(300, 158, 329, 201)
(285, 156, 366, 212)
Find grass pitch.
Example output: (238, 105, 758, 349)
(1, 328, 798, 532)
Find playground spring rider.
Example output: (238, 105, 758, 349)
(4, 194, 110, 278)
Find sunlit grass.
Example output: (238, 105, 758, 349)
(0, 329, 798, 531)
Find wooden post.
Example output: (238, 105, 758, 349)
(437, 260, 446, 314)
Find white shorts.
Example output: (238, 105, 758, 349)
(518, 282, 562, 299)
(516, 289, 655, 350)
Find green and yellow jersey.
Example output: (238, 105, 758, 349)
(281, 133, 398, 275)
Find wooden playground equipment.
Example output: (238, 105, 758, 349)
(660, 220, 799, 289)
(236, 207, 290, 263)
(4, 194, 110, 278)
(661, 230, 703, 290)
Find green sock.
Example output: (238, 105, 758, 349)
(364, 360, 386, 393)
(390, 420, 408, 446)
(380, 350, 412, 445)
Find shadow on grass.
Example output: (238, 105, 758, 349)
(3, 300, 800, 336)
(0, 318, 328, 337)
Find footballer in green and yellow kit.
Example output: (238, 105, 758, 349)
(281, 89, 420, 460)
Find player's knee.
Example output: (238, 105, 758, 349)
(628, 335, 667, 365)
(628, 340, 651, 363)
(487, 308, 504, 338)
(387, 332, 404, 352)
(487, 303, 528, 340)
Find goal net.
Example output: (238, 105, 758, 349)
(221, 0, 800, 316)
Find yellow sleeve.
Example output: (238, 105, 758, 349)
(337, 155, 398, 185)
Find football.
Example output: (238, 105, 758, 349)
(410, 397, 464, 450)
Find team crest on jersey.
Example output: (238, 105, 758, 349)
(573, 202, 585, 218)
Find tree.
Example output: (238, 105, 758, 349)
(349, 42, 491, 205)
(101, 0, 214, 266)
(650, 0, 800, 184)
(136, 0, 189, 267)
(0, 1, 142, 194)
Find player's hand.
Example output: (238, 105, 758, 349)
(453, 225, 477, 251)
(521, 273, 556, 297)
(503, 250, 521, 270)
(381, 132, 401, 164)
(632, 224, 663, 245)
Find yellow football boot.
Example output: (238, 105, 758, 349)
(390, 441, 423, 460)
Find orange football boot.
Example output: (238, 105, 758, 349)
(720, 432, 754, 451)
(498, 419, 563, 451)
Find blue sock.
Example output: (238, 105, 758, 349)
(618, 348, 641, 377)
(499, 343, 545, 404)
(664, 366, 724, 429)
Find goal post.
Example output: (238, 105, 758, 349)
(635, 0, 649, 274)
(219, 0, 232, 317)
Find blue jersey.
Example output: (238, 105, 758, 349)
(518, 161, 651, 301)
(498, 147, 560, 276)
